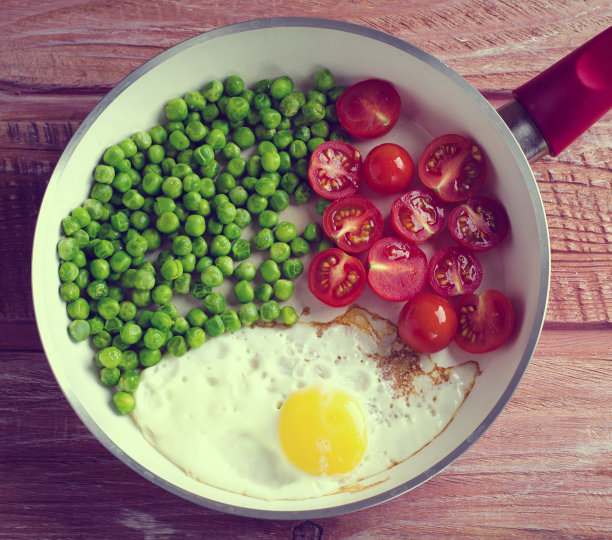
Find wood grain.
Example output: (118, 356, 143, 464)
(1, 0, 610, 537)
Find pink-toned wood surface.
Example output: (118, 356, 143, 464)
(1, 1, 610, 538)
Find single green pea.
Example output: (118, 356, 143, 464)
(215, 255, 234, 277)
(118, 370, 140, 393)
(246, 194, 268, 214)
(253, 228, 275, 251)
(57, 237, 79, 261)
(151, 310, 173, 332)
(206, 128, 226, 150)
(303, 222, 322, 242)
(191, 280, 212, 299)
(289, 139, 308, 160)
(59, 261, 79, 282)
(179, 253, 196, 273)
(185, 326, 206, 348)
(294, 183, 313, 204)
(238, 303, 259, 326)
(201, 265, 224, 288)
(68, 319, 90, 342)
(275, 222, 298, 243)
(234, 280, 255, 304)
(290, 237, 310, 257)
(195, 255, 213, 273)
(108, 286, 125, 302)
(187, 307, 208, 327)
(222, 310, 241, 333)
(282, 258, 305, 279)
(225, 96, 250, 122)
(254, 177, 276, 197)
(113, 391, 135, 415)
(92, 330, 112, 350)
(269, 242, 291, 263)
(61, 216, 81, 236)
(173, 273, 192, 295)
(160, 258, 183, 280)
(203, 292, 226, 315)
(131, 289, 151, 308)
(233, 208, 251, 229)
(100, 366, 121, 387)
(280, 305, 298, 325)
(273, 279, 294, 301)
(98, 297, 121, 320)
(118, 300, 137, 321)
(204, 314, 225, 337)
(231, 239, 251, 261)
(165, 98, 188, 121)
(255, 283, 273, 303)
(120, 321, 143, 345)
(278, 94, 301, 117)
(156, 211, 180, 234)
(133, 268, 155, 291)
(185, 121, 208, 142)
(89, 258, 110, 280)
(67, 297, 90, 320)
(234, 261, 257, 282)
(118, 350, 138, 372)
(226, 157, 246, 179)
(152, 284, 173, 305)
(169, 130, 191, 151)
(280, 172, 299, 194)
(139, 348, 161, 368)
(147, 144, 165, 164)
(216, 201, 237, 224)
(259, 259, 281, 283)
(232, 126, 256, 149)
(260, 300, 280, 322)
(269, 190, 289, 212)
(167, 335, 188, 357)
(216, 173, 237, 195)
(318, 238, 334, 252)
(98, 346, 122, 368)
(308, 89, 328, 106)
(270, 76, 294, 100)
(59, 281, 80, 302)
(86, 279, 107, 300)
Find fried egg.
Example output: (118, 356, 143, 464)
(132, 307, 479, 500)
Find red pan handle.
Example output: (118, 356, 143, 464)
(512, 25, 612, 157)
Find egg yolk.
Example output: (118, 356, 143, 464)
(278, 386, 367, 476)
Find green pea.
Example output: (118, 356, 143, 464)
(59, 281, 80, 302)
(282, 258, 304, 279)
(156, 212, 180, 234)
(303, 222, 322, 243)
(232, 126, 256, 149)
(58, 237, 79, 261)
(221, 310, 241, 333)
(236, 303, 258, 326)
(206, 128, 226, 150)
(294, 183, 313, 204)
(270, 76, 294, 100)
(92, 330, 112, 349)
(225, 96, 250, 122)
(275, 222, 297, 243)
(280, 172, 299, 194)
(204, 314, 225, 337)
(59, 261, 79, 282)
(259, 259, 281, 283)
(260, 300, 280, 322)
(201, 265, 223, 288)
(215, 256, 234, 277)
(187, 308, 208, 327)
(216, 201, 237, 224)
(278, 94, 301, 117)
(203, 292, 226, 315)
(139, 348, 161, 368)
(118, 370, 139, 393)
(269, 242, 291, 263)
(253, 228, 274, 251)
(165, 98, 188, 121)
(273, 279, 294, 301)
(152, 284, 173, 305)
(291, 237, 310, 257)
(68, 319, 90, 342)
(173, 273, 192, 294)
(179, 253, 196, 273)
(118, 301, 137, 321)
(133, 268, 155, 291)
(100, 366, 120, 387)
(209, 235, 231, 257)
(234, 208, 252, 229)
(231, 239, 251, 261)
(280, 305, 298, 326)
(113, 391, 135, 415)
(165, 335, 187, 357)
(191, 281, 212, 299)
(98, 346, 122, 368)
(147, 144, 165, 164)
(185, 326, 206, 348)
(90, 259, 110, 280)
(289, 139, 307, 159)
(269, 190, 289, 212)
(151, 310, 173, 332)
(120, 321, 143, 345)
(254, 177, 276, 197)
(255, 283, 273, 302)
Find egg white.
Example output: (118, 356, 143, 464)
(132, 308, 479, 500)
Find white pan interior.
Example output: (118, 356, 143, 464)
(32, 18, 549, 518)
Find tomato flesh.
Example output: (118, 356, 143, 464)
(308, 141, 362, 200)
(336, 79, 401, 139)
(391, 189, 446, 243)
(366, 237, 427, 302)
(449, 196, 510, 252)
(323, 195, 384, 254)
(363, 143, 414, 195)
(428, 246, 482, 297)
(398, 293, 458, 353)
(418, 134, 486, 202)
(308, 248, 366, 307)
(454, 290, 515, 353)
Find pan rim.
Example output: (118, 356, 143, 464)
(31, 16, 551, 519)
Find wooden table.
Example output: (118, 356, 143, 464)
(2, 1, 610, 538)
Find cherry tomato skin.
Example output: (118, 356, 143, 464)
(323, 195, 384, 254)
(418, 134, 486, 202)
(363, 143, 414, 195)
(308, 141, 363, 200)
(308, 248, 366, 308)
(449, 196, 510, 252)
(428, 246, 482, 297)
(391, 189, 446, 243)
(366, 237, 428, 302)
(336, 79, 401, 139)
(454, 290, 515, 353)
(398, 293, 458, 353)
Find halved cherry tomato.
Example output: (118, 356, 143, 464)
(308, 141, 362, 200)
(428, 246, 482, 297)
(323, 195, 384, 254)
(390, 189, 446, 243)
(336, 79, 401, 139)
(418, 134, 486, 202)
(363, 143, 414, 195)
(454, 290, 515, 354)
(449, 196, 510, 252)
(366, 237, 427, 302)
(398, 293, 458, 353)
(308, 248, 366, 307)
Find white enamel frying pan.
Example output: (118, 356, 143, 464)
(32, 18, 612, 518)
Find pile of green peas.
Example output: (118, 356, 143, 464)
(56, 68, 344, 415)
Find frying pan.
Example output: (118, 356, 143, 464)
(31, 18, 612, 518)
